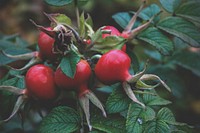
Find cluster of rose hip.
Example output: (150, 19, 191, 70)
(0, 24, 131, 129)
(0, 2, 170, 130)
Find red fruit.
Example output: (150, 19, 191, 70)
(102, 26, 126, 52)
(55, 59, 106, 130)
(38, 27, 57, 60)
(54, 60, 91, 96)
(102, 26, 121, 38)
(25, 64, 57, 100)
(95, 50, 132, 84)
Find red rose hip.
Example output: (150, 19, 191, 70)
(38, 27, 57, 61)
(25, 64, 57, 100)
(95, 49, 132, 84)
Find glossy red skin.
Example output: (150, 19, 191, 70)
(95, 50, 132, 85)
(102, 26, 126, 52)
(102, 26, 121, 38)
(25, 64, 57, 100)
(54, 60, 91, 96)
(38, 27, 56, 60)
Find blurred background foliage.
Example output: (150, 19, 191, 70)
(0, 0, 200, 132)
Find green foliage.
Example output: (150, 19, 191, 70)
(53, 13, 72, 26)
(112, 12, 135, 29)
(175, 1, 200, 23)
(89, 27, 126, 53)
(44, 0, 73, 6)
(38, 106, 81, 133)
(138, 4, 161, 22)
(142, 90, 171, 106)
(137, 27, 174, 56)
(171, 50, 200, 77)
(159, 0, 182, 13)
(44, 0, 89, 6)
(144, 119, 170, 133)
(157, 107, 176, 124)
(126, 48, 140, 73)
(126, 104, 155, 133)
(91, 114, 126, 133)
(60, 50, 80, 78)
(79, 12, 93, 38)
(0, 36, 32, 66)
(112, 4, 161, 30)
(91, 36, 126, 54)
(0, 0, 200, 132)
(106, 87, 131, 114)
(157, 17, 200, 47)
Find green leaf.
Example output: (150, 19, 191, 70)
(126, 103, 156, 133)
(85, 13, 93, 28)
(106, 87, 131, 114)
(137, 27, 174, 56)
(175, 1, 200, 23)
(0, 40, 17, 50)
(38, 106, 81, 133)
(89, 130, 105, 133)
(157, 17, 200, 47)
(91, 35, 126, 54)
(91, 114, 126, 133)
(2, 77, 18, 86)
(80, 13, 93, 38)
(79, 12, 86, 38)
(159, 0, 182, 13)
(44, 0, 73, 6)
(60, 50, 80, 78)
(97, 83, 121, 93)
(143, 90, 171, 106)
(126, 48, 140, 73)
(77, 0, 89, 6)
(112, 12, 140, 29)
(112, 4, 160, 30)
(148, 65, 187, 99)
(138, 4, 161, 22)
(172, 50, 200, 77)
(173, 37, 188, 50)
(2, 76, 25, 89)
(16, 76, 25, 89)
(144, 119, 170, 133)
(144, 49, 162, 62)
(53, 13, 72, 26)
(16, 37, 29, 47)
(157, 107, 176, 125)
(1, 34, 18, 41)
(0, 47, 32, 66)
